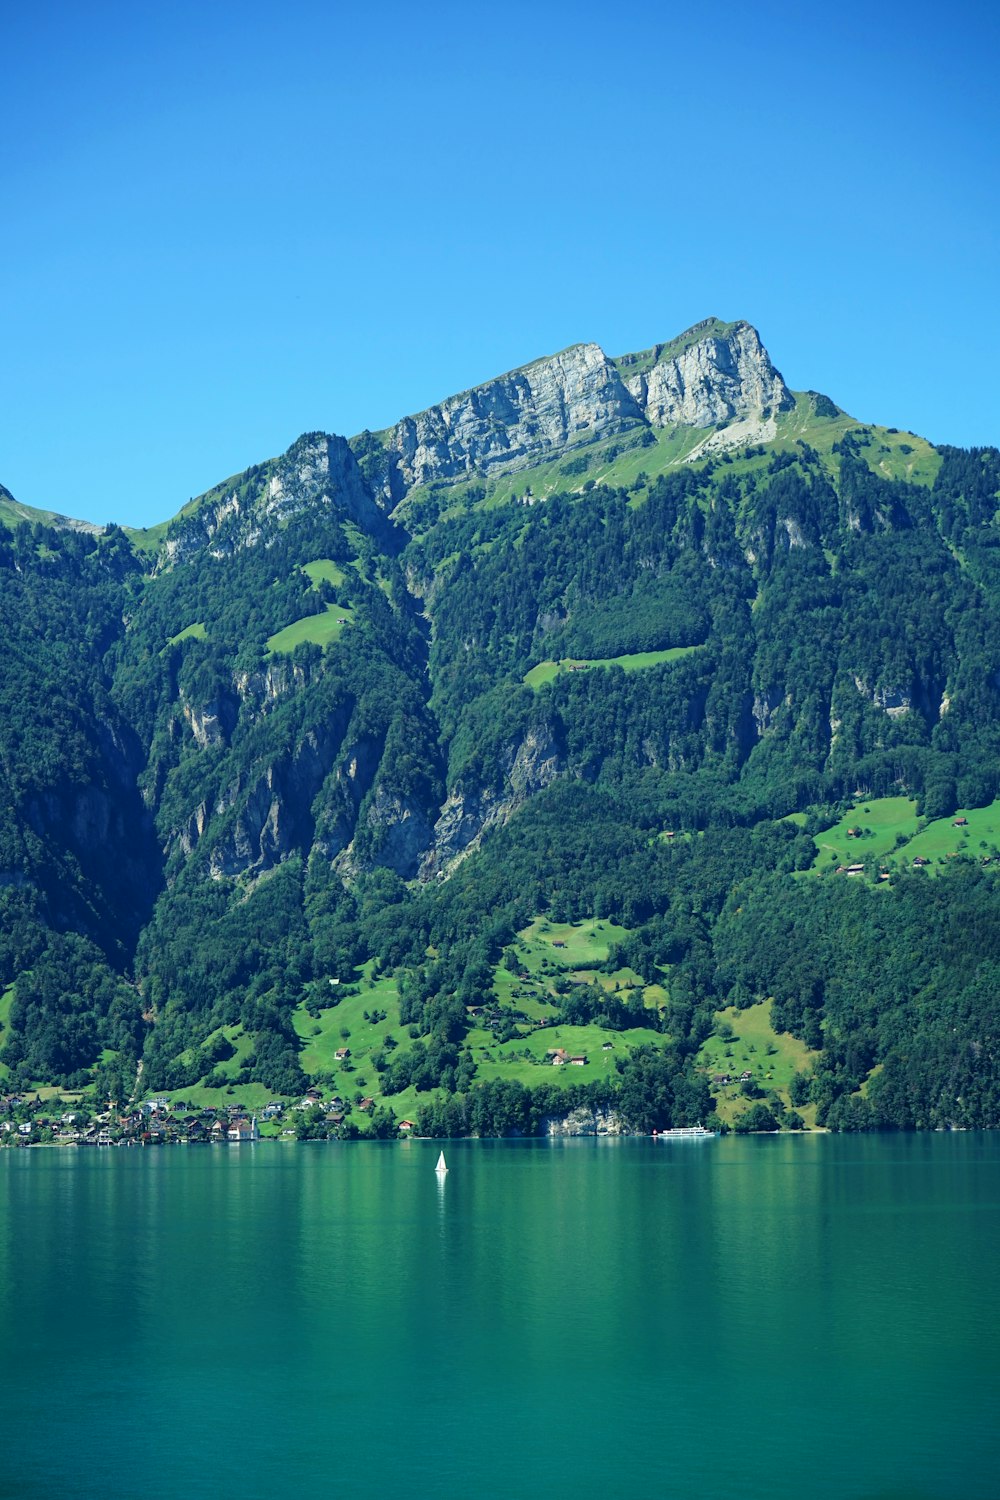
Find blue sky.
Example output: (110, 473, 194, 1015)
(2, 0, 997, 529)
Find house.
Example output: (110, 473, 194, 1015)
(552, 940, 566, 949)
(845, 863, 865, 876)
(569, 1055, 587, 1066)
(358, 1097, 374, 1111)
(227, 1117, 258, 1142)
(548, 1048, 569, 1065)
(846, 827, 861, 838)
(399, 1120, 415, 1132)
(262, 1102, 283, 1119)
(913, 855, 931, 866)
(602, 1042, 613, 1051)
(740, 1071, 753, 1083)
(953, 817, 969, 826)
(335, 1048, 350, 1061)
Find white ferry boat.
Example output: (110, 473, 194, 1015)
(653, 1125, 717, 1140)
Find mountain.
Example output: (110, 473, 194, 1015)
(2, 319, 1000, 1138)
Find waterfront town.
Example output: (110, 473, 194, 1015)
(0, 1088, 406, 1146)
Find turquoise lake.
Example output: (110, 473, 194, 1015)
(1, 1133, 998, 1500)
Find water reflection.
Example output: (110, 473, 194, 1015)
(1, 1135, 998, 1500)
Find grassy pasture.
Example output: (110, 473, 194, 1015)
(302, 559, 347, 589)
(904, 799, 1000, 864)
(473, 1022, 655, 1088)
(808, 794, 1000, 876)
(811, 796, 919, 872)
(697, 1001, 819, 1127)
(293, 972, 401, 1074)
(266, 603, 353, 655)
(524, 646, 699, 690)
(167, 621, 207, 647)
(0, 983, 13, 1079)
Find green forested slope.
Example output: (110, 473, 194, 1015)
(2, 330, 1000, 1134)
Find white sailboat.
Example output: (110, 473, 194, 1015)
(435, 1150, 448, 1175)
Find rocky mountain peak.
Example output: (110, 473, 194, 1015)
(355, 318, 793, 511)
(616, 318, 793, 429)
(362, 340, 645, 507)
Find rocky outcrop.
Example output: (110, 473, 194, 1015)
(345, 786, 435, 881)
(162, 433, 393, 568)
(543, 1107, 627, 1136)
(421, 723, 564, 877)
(621, 320, 793, 429)
(182, 693, 238, 749)
(852, 675, 912, 719)
(198, 714, 351, 878)
(369, 343, 644, 505)
(752, 687, 786, 736)
(357, 320, 791, 511)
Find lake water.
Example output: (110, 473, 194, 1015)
(1, 1133, 997, 1500)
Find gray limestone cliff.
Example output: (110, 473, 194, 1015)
(153, 318, 791, 565)
(363, 342, 644, 507)
(617, 319, 793, 429)
(357, 319, 790, 511)
(162, 432, 393, 567)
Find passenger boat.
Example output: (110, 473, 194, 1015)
(653, 1125, 717, 1139)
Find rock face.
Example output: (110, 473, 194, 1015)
(162, 319, 790, 560)
(163, 432, 393, 566)
(369, 342, 644, 505)
(543, 1107, 627, 1136)
(420, 723, 564, 877)
(360, 319, 790, 509)
(620, 320, 793, 429)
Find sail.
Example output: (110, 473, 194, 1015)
(436, 1151, 448, 1173)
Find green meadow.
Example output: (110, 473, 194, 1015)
(809, 794, 1000, 876)
(140, 908, 834, 1129)
(811, 796, 919, 871)
(696, 1000, 819, 1128)
(0, 984, 13, 1079)
(524, 647, 699, 689)
(266, 603, 353, 655)
(302, 558, 347, 588)
(167, 621, 207, 647)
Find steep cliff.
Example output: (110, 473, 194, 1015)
(162, 431, 395, 567)
(617, 318, 792, 428)
(354, 319, 791, 511)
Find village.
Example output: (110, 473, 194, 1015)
(0, 1087, 417, 1147)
